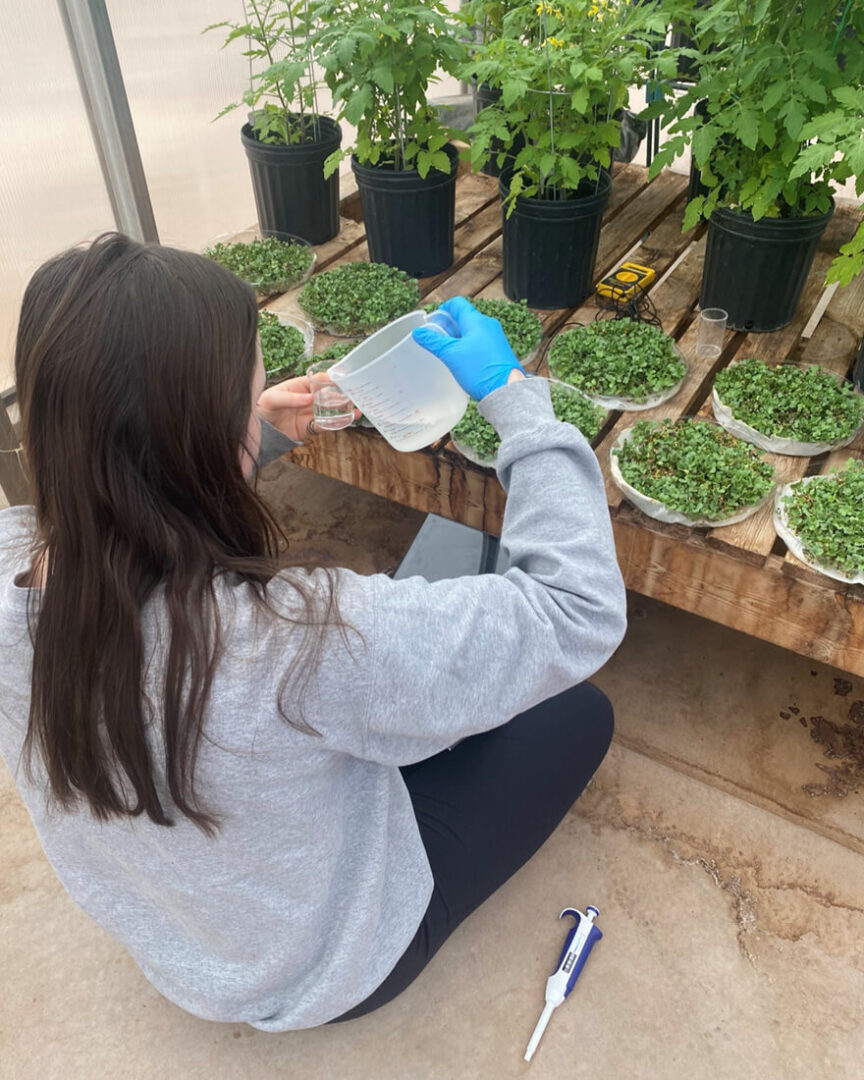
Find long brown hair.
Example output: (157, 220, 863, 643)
(15, 233, 329, 834)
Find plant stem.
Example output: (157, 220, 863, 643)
(286, 0, 306, 133)
(832, 0, 854, 54)
(250, 0, 294, 138)
(541, 9, 555, 200)
(304, 0, 321, 140)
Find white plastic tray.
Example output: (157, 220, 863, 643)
(773, 479, 864, 586)
(610, 423, 775, 528)
(712, 364, 864, 456)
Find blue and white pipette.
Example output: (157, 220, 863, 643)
(524, 905, 603, 1063)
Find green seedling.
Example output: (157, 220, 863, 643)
(299, 262, 420, 336)
(714, 358, 864, 443)
(548, 318, 686, 403)
(614, 418, 775, 521)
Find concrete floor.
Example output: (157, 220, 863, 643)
(2, 461, 864, 1079)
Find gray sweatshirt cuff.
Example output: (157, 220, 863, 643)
(477, 375, 554, 437)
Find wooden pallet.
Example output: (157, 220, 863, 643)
(258, 165, 864, 677)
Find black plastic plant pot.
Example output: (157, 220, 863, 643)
(241, 117, 342, 246)
(352, 143, 459, 277)
(700, 202, 834, 333)
(499, 170, 612, 310)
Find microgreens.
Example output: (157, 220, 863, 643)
(783, 461, 864, 576)
(298, 262, 420, 335)
(204, 237, 314, 295)
(714, 359, 864, 444)
(453, 379, 607, 460)
(614, 418, 775, 521)
(258, 312, 309, 377)
(548, 318, 686, 403)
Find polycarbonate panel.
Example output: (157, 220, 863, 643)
(107, 0, 257, 253)
(0, 2, 114, 389)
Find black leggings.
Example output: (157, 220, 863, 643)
(331, 681, 614, 1023)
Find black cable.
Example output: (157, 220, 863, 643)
(593, 281, 663, 328)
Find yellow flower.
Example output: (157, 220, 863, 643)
(536, 0, 554, 13)
(547, 35, 564, 47)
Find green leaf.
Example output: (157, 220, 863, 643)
(343, 85, 372, 125)
(691, 124, 716, 168)
(570, 86, 590, 115)
(682, 195, 705, 232)
(501, 79, 527, 107)
(337, 36, 356, 65)
(371, 65, 394, 93)
(738, 109, 760, 151)
(762, 82, 786, 112)
(781, 98, 807, 141)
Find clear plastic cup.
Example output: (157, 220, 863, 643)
(328, 310, 466, 452)
(697, 308, 728, 360)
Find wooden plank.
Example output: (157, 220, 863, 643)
(289, 426, 506, 533)
(423, 234, 504, 306)
(614, 515, 864, 677)
(604, 162, 651, 219)
(419, 199, 503, 297)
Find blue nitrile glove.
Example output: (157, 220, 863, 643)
(412, 296, 525, 400)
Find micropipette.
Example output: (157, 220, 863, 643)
(524, 905, 603, 1063)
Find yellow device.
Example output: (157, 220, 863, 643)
(597, 262, 656, 301)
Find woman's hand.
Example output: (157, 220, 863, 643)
(257, 374, 360, 440)
(256, 376, 316, 442)
(411, 296, 525, 400)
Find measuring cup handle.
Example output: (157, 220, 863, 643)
(425, 309, 462, 339)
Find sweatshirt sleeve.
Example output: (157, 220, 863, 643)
(323, 376, 627, 766)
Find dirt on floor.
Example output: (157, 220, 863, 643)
(256, 456, 424, 576)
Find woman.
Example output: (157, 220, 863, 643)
(0, 234, 626, 1030)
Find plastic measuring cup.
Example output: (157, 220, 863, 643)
(328, 310, 467, 452)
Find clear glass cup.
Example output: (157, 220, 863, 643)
(697, 308, 728, 360)
(307, 359, 355, 431)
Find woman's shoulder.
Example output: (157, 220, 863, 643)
(0, 505, 37, 575)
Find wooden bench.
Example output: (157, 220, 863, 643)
(263, 164, 864, 677)
(4, 166, 860, 675)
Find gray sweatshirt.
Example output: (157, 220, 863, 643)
(0, 377, 626, 1030)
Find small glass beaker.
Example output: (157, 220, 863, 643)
(307, 360, 355, 431)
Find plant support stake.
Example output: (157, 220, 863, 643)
(57, 0, 158, 242)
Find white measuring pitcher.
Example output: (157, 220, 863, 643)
(328, 310, 468, 452)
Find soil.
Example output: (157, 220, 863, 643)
(256, 456, 423, 575)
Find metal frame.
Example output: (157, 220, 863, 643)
(56, 0, 158, 242)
